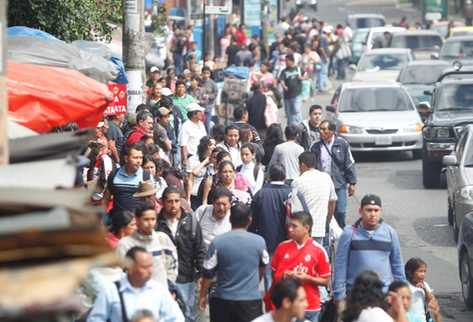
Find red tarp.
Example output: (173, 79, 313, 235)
(8, 62, 112, 133)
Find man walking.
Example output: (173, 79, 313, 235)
(117, 204, 178, 288)
(217, 124, 242, 167)
(88, 246, 184, 322)
(200, 66, 218, 132)
(156, 187, 206, 322)
(298, 105, 322, 151)
(279, 54, 303, 125)
(250, 164, 292, 291)
(198, 203, 269, 322)
(127, 111, 154, 145)
(268, 125, 304, 182)
(291, 152, 337, 245)
(311, 120, 356, 228)
(246, 83, 268, 140)
(271, 212, 331, 322)
(333, 194, 406, 311)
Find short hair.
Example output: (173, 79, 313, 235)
(159, 96, 173, 108)
(298, 151, 317, 169)
(124, 144, 144, 157)
(289, 211, 313, 232)
(162, 185, 182, 200)
(271, 278, 303, 309)
(233, 107, 248, 121)
(320, 120, 336, 132)
(309, 104, 323, 114)
(225, 124, 240, 135)
(202, 66, 212, 73)
(212, 186, 233, 202)
(269, 163, 286, 181)
(135, 203, 156, 218)
(131, 309, 155, 322)
(137, 110, 153, 123)
(125, 246, 148, 262)
(175, 80, 186, 88)
(285, 54, 295, 62)
(230, 202, 252, 227)
(285, 124, 300, 140)
(388, 280, 409, 293)
(241, 142, 256, 155)
(136, 104, 150, 114)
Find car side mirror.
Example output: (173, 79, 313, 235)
(443, 154, 458, 166)
(326, 105, 336, 113)
(431, 52, 439, 60)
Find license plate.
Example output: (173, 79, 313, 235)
(374, 136, 392, 146)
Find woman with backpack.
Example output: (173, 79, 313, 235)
(237, 143, 265, 195)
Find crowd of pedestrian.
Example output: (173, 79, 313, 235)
(80, 11, 443, 322)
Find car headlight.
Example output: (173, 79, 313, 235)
(403, 123, 423, 133)
(339, 124, 364, 134)
(459, 186, 473, 201)
(423, 126, 451, 139)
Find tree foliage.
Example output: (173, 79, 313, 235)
(8, 0, 122, 42)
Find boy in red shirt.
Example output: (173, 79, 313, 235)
(271, 211, 331, 322)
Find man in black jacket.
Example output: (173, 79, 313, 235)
(250, 163, 292, 292)
(310, 120, 356, 228)
(246, 83, 267, 139)
(156, 186, 206, 322)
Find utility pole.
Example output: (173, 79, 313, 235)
(0, 0, 8, 165)
(123, 0, 146, 114)
(261, 0, 269, 61)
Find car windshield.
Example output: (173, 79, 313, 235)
(353, 30, 369, 45)
(354, 18, 385, 28)
(357, 53, 408, 71)
(440, 40, 473, 59)
(339, 87, 413, 112)
(391, 35, 442, 50)
(398, 65, 448, 84)
(437, 84, 473, 110)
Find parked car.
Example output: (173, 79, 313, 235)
(438, 35, 473, 64)
(458, 209, 473, 308)
(346, 13, 385, 30)
(444, 125, 473, 242)
(326, 82, 423, 157)
(397, 60, 450, 104)
(422, 66, 473, 188)
(351, 28, 369, 64)
(390, 30, 444, 60)
(353, 48, 414, 82)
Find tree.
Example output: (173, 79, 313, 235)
(8, 0, 122, 42)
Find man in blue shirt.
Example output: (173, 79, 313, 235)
(87, 246, 184, 322)
(198, 203, 269, 322)
(333, 194, 406, 313)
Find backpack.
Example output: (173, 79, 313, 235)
(236, 164, 261, 181)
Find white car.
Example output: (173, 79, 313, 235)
(362, 26, 406, 52)
(327, 82, 423, 157)
(353, 48, 414, 83)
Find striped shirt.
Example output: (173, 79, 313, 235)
(109, 167, 148, 212)
(116, 231, 178, 288)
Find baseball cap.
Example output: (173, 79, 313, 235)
(150, 66, 160, 73)
(360, 194, 382, 208)
(187, 102, 205, 112)
(160, 87, 173, 96)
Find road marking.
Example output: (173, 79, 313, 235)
(433, 224, 448, 227)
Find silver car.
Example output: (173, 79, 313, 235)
(444, 124, 473, 242)
(327, 83, 423, 156)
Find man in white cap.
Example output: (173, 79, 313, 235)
(146, 66, 161, 88)
(179, 102, 207, 168)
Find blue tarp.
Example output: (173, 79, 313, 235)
(110, 56, 128, 84)
(223, 66, 250, 79)
(8, 26, 59, 41)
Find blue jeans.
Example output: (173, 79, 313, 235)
(263, 258, 273, 292)
(316, 62, 328, 92)
(335, 187, 348, 228)
(176, 282, 197, 322)
(284, 96, 303, 125)
(297, 310, 320, 322)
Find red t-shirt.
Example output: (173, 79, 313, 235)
(127, 126, 147, 145)
(271, 239, 331, 310)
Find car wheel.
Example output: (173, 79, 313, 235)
(413, 149, 423, 160)
(422, 159, 441, 188)
(448, 198, 454, 226)
(453, 209, 459, 243)
(460, 249, 473, 308)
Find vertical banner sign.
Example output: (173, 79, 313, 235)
(244, 0, 261, 37)
(104, 83, 127, 116)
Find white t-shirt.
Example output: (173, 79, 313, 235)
(179, 120, 207, 156)
(187, 155, 207, 196)
(356, 307, 393, 322)
(251, 313, 274, 322)
(292, 169, 337, 237)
